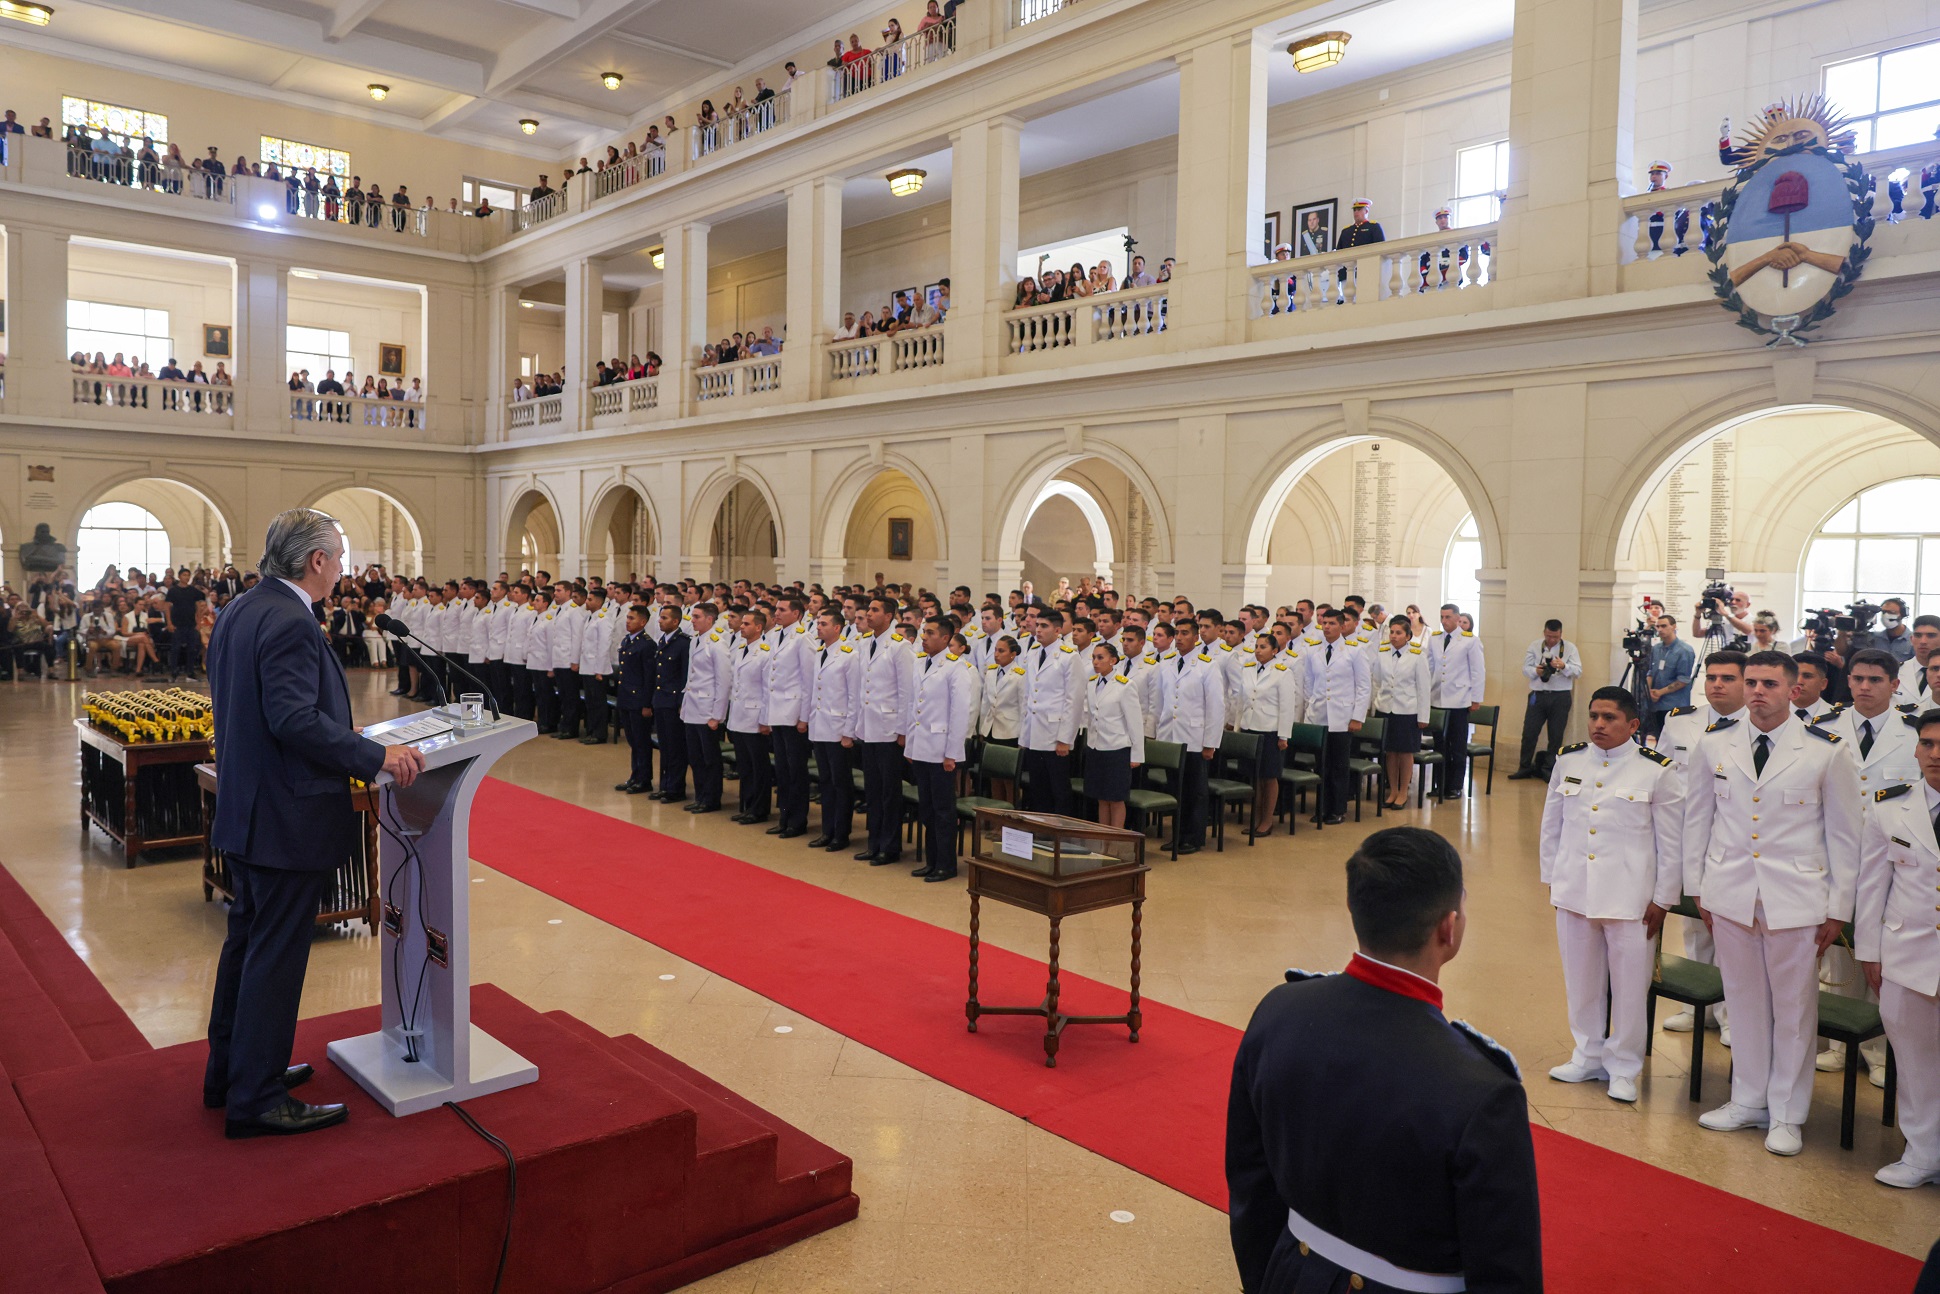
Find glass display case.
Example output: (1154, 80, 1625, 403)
(968, 807, 1143, 879)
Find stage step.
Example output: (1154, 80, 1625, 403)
(0, 872, 151, 1063)
(0, 937, 93, 1078)
(0, 1081, 105, 1293)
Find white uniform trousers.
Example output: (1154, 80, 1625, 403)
(1820, 944, 1887, 1070)
(1881, 979, 1940, 1171)
(1680, 913, 1726, 1028)
(1556, 908, 1653, 1081)
(1712, 902, 1821, 1125)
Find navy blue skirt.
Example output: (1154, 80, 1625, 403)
(1379, 711, 1423, 753)
(1084, 746, 1133, 801)
(1241, 728, 1284, 780)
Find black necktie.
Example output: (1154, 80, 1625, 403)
(819, 647, 829, 669)
(870, 637, 877, 658)
(1796, 708, 1808, 721)
(1860, 720, 1874, 759)
(924, 656, 933, 673)
(1753, 734, 1770, 776)
(1326, 644, 1333, 663)
(1443, 632, 1452, 651)
(1932, 804, 1940, 852)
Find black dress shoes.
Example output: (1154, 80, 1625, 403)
(1174, 842, 1200, 856)
(625, 783, 650, 794)
(691, 804, 720, 815)
(204, 1063, 315, 1109)
(922, 868, 958, 883)
(579, 735, 609, 745)
(615, 781, 639, 793)
(807, 835, 833, 849)
(910, 864, 936, 878)
(869, 855, 901, 867)
(1506, 769, 1538, 781)
(777, 827, 806, 840)
(825, 839, 851, 852)
(730, 813, 754, 824)
(1322, 814, 1346, 825)
(225, 1096, 349, 1140)
(765, 824, 784, 835)
(853, 850, 878, 861)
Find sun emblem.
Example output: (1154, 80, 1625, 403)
(1707, 95, 1872, 346)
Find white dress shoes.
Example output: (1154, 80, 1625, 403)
(1548, 1060, 1609, 1084)
(1814, 1045, 1845, 1073)
(1876, 1159, 1940, 1189)
(1661, 1009, 1695, 1033)
(1607, 1075, 1638, 1103)
(1764, 1123, 1804, 1156)
(1698, 1102, 1770, 1132)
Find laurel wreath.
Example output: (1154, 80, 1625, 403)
(1704, 142, 1873, 345)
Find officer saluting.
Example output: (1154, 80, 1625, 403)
(1227, 827, 1542, 1292)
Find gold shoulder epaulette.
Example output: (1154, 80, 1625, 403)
(1805, 725, 1840, 743)
(1559, 741, 1588, 755)
(1639, 746, 1672, 766)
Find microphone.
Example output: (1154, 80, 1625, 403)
(373, 614, 448, 709)
(375, 615, 500, 721)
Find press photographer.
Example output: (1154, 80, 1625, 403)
(1688, 574, 1752, 651)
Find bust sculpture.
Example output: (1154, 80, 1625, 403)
(19, 523, 67, 573)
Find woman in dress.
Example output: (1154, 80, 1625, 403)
(1081, 641, 1143, 829)
(1066, 262, 1092, 299)
(1369, 615, 1433, 809)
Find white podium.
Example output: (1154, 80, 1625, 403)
(327, 708, 539, 1115)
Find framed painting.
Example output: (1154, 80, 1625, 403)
(887, 517, 913, 560)
(379, 342, 406, 378)
(1263, 210, 1283, 258)
(1291, 198, 1337, 257)
(202, 323, 231, 357)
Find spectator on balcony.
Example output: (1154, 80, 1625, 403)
(345, 175, 364, 223)
(1090, 261, 1117, 294)
(233, 155, 252, 182)
(284, 168, 301, 213)
(827, 38, 847, 68)
(604, 145, 622, 169)
(91, 129, 119, 182)
(107, 353, 132, 378)
(720, 334, 743, 363)
(699, 345, 720, 369)
(1012, 278, 1044, 309)
(212, 363, 231, 390)
(512, 378, 532, 402)
(446, 197, 460, 214)
(136, 136, 159, 187)
(160, 357, 186, 384)
(365, 180, 384, 226)
(1063, 262, 1092, 300)
(391, 184, 410, 231)
(748, 327, 781, 356)
(199, 147, 226, 197)
(1158, 257, 1174, 283)
(530, 175, 554, 204)
(833, 312, 860, 340)
(3, 109, 27, 141)
(405, 378, 423, 425)
(1124, 255, 1155, 289)
(156, 142, 183, 193)
(934, 278, 951, 319)
(316, 369, 345, 421)
(753, 78, 774, 106)
(474, 196, 495, 217)
(302, 167, 321, 217)
(905, 294, 940, 329)
(324, 174, 343, 221)
(785, 60, 803, 88)
(842, 33, 873, 79)
(645, 351, 662, 376)
(919, 1, 945, 31)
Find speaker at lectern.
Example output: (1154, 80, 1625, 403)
(327, 707, 538, 1115)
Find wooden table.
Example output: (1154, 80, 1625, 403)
(76, 719, 211, 866)
(194, 763, 383, 930)
(964, 853, 1148, 1067)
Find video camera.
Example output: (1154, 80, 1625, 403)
(1800, 602, 1881, 650)
(1620, 619, 1654, 666)
(1698, 569, 1735, 627)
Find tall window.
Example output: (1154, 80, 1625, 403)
(68, 300, 171, 369)
(61, 95, 167, 145)
(1824, 39, 1940, 152)
(1453, 141, 1508, 227)
(261, 135, 350, 177)
(288, 325, 353, 381)
(1444, 513, 1482, 626)
(78, 501, 169, 588)
(1019, 227, 1131, 286)
(464, 178, 522, 210)
(1802, 479, 1940, 618)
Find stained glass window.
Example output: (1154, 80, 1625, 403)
(61, 95, 167, 145)
(261, 135, 350, 178)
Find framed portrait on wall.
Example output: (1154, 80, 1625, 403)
(379, 343, 406, 378)
(887, 517, 913, 560)
(1263, 210, 1282, 258)
(924, 282, 944, 309)
(202, 324, 231, 357)
(1291, 199, 1337, 256)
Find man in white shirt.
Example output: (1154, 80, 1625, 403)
(831, 313, 860, 341)
(548, 586, 589, 740)
(1155, 623, 1225, 855)
(680, 603, 730, 813)
(725, 607, 774, 823)
(1300, 608, 1372, 825)
(855, 596, 915, 865)
(575, 588, 619, 745)
(806, 609, 861, 851)
(904, 617, 976, 882)
(764, 596, 817, 838)
(1510, 619, 1582, 780)
(1425, 603, 1486, 800)
(1019, 619, 1088, 818)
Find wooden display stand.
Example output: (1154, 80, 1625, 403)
(194, 762, 382, 929)
(962, 809, 1148, 1067)
(75, 719, 211, 866)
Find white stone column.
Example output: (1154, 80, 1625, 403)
(947, 433, 987, 593)
(946, 116, 1021, 381)
(1171, 32, 1267, 349)
(783, 177, 844, 403)
(1172, 413, 1227, 602)
(660, 222, 711, 417)
(5, 225, 70, 420)
(423, 285, 465, 443)
(562, 257, 603, 432)
(233, 259, 287, 434)
(486, 285, 522, 442)
(1498, 0, 1638, 303)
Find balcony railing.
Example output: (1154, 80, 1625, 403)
(1014, 0, 1077, 25)
(826, 326, 948, 382)
(1249, 224, 1498, 316)
(516, 190, 565, 232)
(827, 20, 957, 104)
(62, 144, 235, 205)
(591, 150, 667, 203)
(1006, 286, 1168, 355)
(692, 90, 794, 163)
(72, 375, 234, 415)
(590, 375, 660, 419)
(508, 394, 564, 432)
(696, 354, 783, 403)
(289, 392, 426, 429)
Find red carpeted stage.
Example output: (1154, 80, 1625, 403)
(469, 777, 1927, 1293)
(0, 866, 854, 1294)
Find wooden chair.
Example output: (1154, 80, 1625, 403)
(1208, 730, 1263, 850)
(1280, 724, 1326, 833)
(1348, 716, 1386, 821)
(1128, 739, 1183, 860)
(1644, 899, 1727, 1102)
(1466, 704, 1500, 796)
(1818, 989, 1897, 1150)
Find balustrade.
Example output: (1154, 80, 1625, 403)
(72, 375, 233, 415)
(1250, 224, 1498, 317)
(827, 20, 957, 105)
(515, 189, 565, 232)
(1014, 0, 1077, 25)
(507, 394, 563, 432)
(1006, 287, 1166, 355)
(826, 327, 947, 383)
(696, 354, 783, 403)
(289, 392, 426, 429)
(590, 375, 661, 419)
(693, 91, 794, 163)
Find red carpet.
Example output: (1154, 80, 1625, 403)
(471, 778, 1925, 1292)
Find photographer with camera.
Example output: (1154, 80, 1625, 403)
(1641, 614, 1695, 741)
(1851, 597, 1917, 666)
(1690, 584, 1753, 645)
(1900, 615, 1940, 702)
(1508, 619, 1580, 780)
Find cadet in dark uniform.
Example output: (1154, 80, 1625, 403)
(1227, 826, 1542, 1293)
(614, 603, 655, 794)
(649, 603, 690, 802)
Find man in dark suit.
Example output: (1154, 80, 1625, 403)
(614, 603, 656, 794)
(650, 603, 690, 801)
(1226, 826, 1542, 1292)
(204, 508, 425, 1139)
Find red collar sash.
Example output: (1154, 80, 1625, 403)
(1345, 953, 1444, 1010)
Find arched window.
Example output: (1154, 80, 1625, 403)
(1802, 479, 1940, 618)
(1443, 513, 1482, 627)
(79, 501, 170, 588)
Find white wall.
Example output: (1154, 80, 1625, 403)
(67, 243, 231, 372)
(289, 275, 424, 385)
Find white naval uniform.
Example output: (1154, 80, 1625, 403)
(1681, 716, 1863, 1127)
(680, 628, 730, 725)
(504, 601, 536, 670)
(1658, 703, 1746, 982)
(1155, 649, 1225, 752)
(1902, 657, 1936, 705)
(807, 640, 861, 743)
(1082, 671, 1145, 763)
(979, 660, 1025, 741)
(856, 631, 914, 743)
(1370, 642, 1432, 722)
(904, 651, 976, 764)
(1856, 781, 1940, 1173)
(1019, 640, 1087, 753)
(1796, 697, 1843, 725)
(1235, 655, 1303, 742)
(764, 622, 815, 730)
(1298, 638, 1372, 733)
(726, 635, 769, 734)
(1425, 628, 1486, 709)
(1540, 741, 1685, 1082)
(485, 596, 510, 667)
(579, 605, 619, 677)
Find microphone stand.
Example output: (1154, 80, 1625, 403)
(380, 629, 448, 709)
(377, 616, 500, 721)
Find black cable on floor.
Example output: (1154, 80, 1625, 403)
(445, 1100, 517, 1294)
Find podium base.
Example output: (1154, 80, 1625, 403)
(326, 1024, 538, 1116)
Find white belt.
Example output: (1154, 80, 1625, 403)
(1288, 1207, 1465, 1293)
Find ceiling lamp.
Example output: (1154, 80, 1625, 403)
(0, 1, 54, 24)
(367, 83, 389, 101)
(1288, 30, 1350, 73)
(650, 248, 665, 270)
(600, 71, 623, 90)
(519, 118, 539, 135)
(519, 300, 536, 309)
(886, 168, 926, 197)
